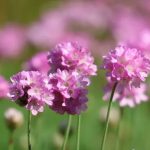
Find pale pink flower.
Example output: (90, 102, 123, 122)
(23, 51, 49, 74)
(0, 75, 9, 99)
(0, 24, 26, 58)
(103, 81, 148, 107)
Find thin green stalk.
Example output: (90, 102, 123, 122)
(115, 108, 124, 150)
(28, 111, 32, 150)
(62, 115, 72, 150)
(100, 82, 118, 150)
(76, 115, 81, 150)
(8, 130, 14, 150)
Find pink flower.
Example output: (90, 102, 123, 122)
(0, 24, 26, 58)
(0, 76, 9, 99)
(23, 51, 50, 74)
(103, 81, 148, 107)
(8, 71, 54, 115)
(48, 42, 97, 77)
(102, 45, 150, 87)
(48, 70, 88, 114)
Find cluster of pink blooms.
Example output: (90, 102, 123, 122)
(48, 42, 97, 76)
(8, 71, 54, 115)
(102, 45, 150, 107)
(102, 45, 150, 87)
(103, 79, 148, 107)
(48, 42, 97, 114)
(0, 76, 9, 99)
(8, 42, 97, 115)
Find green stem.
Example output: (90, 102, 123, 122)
(61, 115, 72, 150)
(28, 111, 32, 150)
(115, 107, 124, 150)
(76, 115, 81, 150)
(8, 130, 14, 150)
(100, 82, 118, 150)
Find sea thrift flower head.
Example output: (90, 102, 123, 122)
(48, 70, 88, 115)
(103, 80, 148, 107)
(8, 71, 54, 115)
(0, 24, 26, 58)
(0, 75, 9, 99)
(48, 42, 97, 76)
(5, 108, 24, 130)
(24, 51, 49, 74)
(102, 45, 150, 87)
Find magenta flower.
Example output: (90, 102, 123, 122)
(0, 76, 9, 99)
(23, 51, 50, 74)
(8, 71, 54, 115)
(48, 42, 97, 77)
(48, 70, 88, 114)
(0, 24, 26, 58)
(102, 45, 150, 87)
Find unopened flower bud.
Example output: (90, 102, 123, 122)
(5, 108, 24, 131)
(99, 106, 120, 128)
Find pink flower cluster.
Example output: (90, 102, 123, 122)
(48, 42, 97, 77)
(102, 45, 150, 87)
(47, 42, 97, 114)
(49, 70, 88, 114)
(103, 79, 148, 107)
(8, 42, 97, 115)
(102, 45, 150, 107)
(8, 71, 54, 115)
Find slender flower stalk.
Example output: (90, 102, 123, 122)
(76, 115, 81, 150)
(115, 108, 124, 150)
(28, 111, 32, 150)
(100, 82, 118, 150)
(8, 130, 14, 150)
(62, 115, 72, 150)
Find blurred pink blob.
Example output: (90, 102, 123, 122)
(113, 8, 150, 57)
(0, 24, 26, 58)
(27, 11, 67, 48)
(0, 75, 9, 99)
(23, 51, 50, 74)
(103, 82, 148, 107)
(27, 1, 112, 51)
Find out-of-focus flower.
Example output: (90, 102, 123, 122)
(5, 108, 24, 130)
(101, 45, 150, 87)
(27, 1, 112, 51)
(0, 75, 9, 99)
(103, 80, 148, 107)
(27, 11, 67, 48)
(0, 24, 26, 58)
(8, 71, 54, 115)
(99, 106, 120, 127)
(23, 51, 49, 74)
(48, 42, 97, 76)
(48, 70, 88, 115)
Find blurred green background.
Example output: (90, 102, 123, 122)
(0, 0, 150, 150)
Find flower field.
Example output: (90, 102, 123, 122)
(0, 0, 150, 150)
